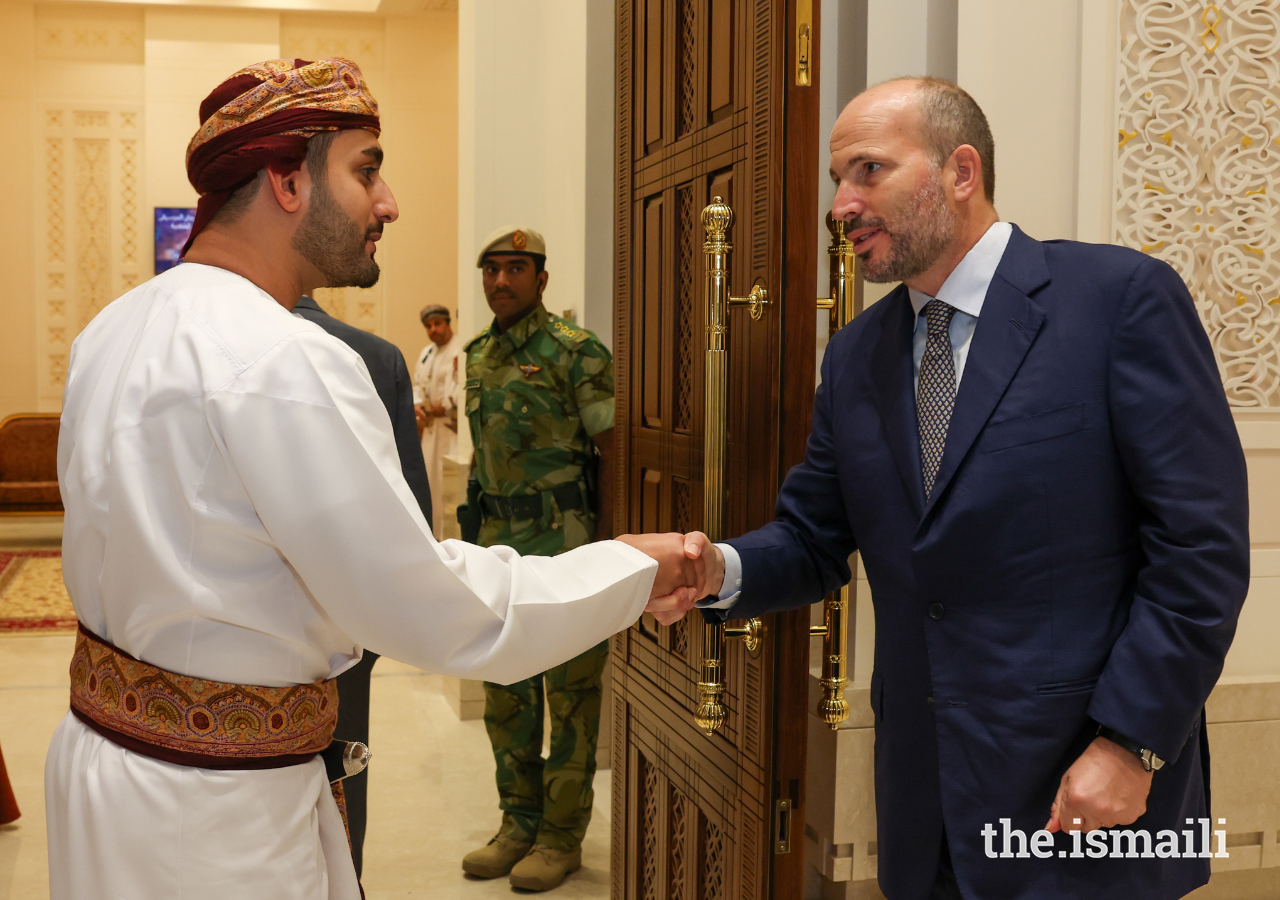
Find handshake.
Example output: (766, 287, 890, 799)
(616, 532, 726, 625)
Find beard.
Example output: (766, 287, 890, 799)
(854, 173, 957, 284)
(291, 180, 382, 289)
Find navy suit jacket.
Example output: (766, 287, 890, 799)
(723, 228, 1249, 900)
(292, 296, 433, 877)
(293, 295, 433, 523)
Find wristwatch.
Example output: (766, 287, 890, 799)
(1096, 724, 1165, 772)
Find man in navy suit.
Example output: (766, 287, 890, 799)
(293, 294, 433, 879)
(681, 77, 1249, 899)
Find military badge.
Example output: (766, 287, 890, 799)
(511, 230, 528, 250)
(518, 363, 543, 378)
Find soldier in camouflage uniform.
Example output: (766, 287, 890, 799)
(461, 226, 616, 892)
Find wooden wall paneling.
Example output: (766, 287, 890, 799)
(612, 682, 631, 900)
(627, 741, 643, 900)
(642, 195, 664, 428)
(672, 180, 698, 435)
(675, 0, 697, 139)
(769, 0, 821, 896)
(614, 0, 635, 539)
(709, 0, 733, 120)
(641, 468, 662, 534)
(615, 2, 809, 898)
(644, 0, 663, 152)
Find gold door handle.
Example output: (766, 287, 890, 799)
(807, 215, 861, 730)
(806, 585, 851, 729)
(816, 214, 859, 332)
(695, 197, 768, 738)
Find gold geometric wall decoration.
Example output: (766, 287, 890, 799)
(36, 5, 144, 65)
(312, 284, 386, 336)
(1115, 0, 1280, 406)
(75, 137, 110, 327)
(37, 104, 145, 409)
(280, 15, 386, 76)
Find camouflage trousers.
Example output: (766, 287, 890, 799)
(483, 640, 609, 853)
(477, 504, 594, 557)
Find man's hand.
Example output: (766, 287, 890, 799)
(615, 532, 713, 625)
(414, 404, 428, 438)
(1045, 736, 1154, 834)
(680, 532, 725, 599)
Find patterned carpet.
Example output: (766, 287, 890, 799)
(0, 551, 75, 634)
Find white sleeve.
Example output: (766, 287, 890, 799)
(210, 332, 656, 685)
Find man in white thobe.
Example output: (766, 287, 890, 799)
(412, 303, 460, 537)
(46, 57, 700, 900)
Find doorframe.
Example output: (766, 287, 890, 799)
(771, 0, 822, 897)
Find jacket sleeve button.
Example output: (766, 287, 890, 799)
(928, 602, 945, 620)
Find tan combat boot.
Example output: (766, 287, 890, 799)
(508, 844, 582, 891)
(462, 835, 533, 879)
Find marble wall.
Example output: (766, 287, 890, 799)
(807, 2, 1280, 898)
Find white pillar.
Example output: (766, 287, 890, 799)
(455, 0, 616, 464)
(956, 0, 1082, 241)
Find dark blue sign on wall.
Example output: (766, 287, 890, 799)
(154, 208, 196, 274)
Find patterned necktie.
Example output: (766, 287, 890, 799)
(917, 299, 958, 497)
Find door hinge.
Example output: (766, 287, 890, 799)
(774, 798, 793, 854)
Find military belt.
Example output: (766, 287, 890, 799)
(480, 482, 588, 521)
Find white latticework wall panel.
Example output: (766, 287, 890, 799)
(1115, 0, 1280, 406)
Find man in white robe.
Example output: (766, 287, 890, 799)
(412, 303, 460, 537)
(46, 57, 699, 900)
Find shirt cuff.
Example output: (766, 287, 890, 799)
(696, 543, 743, 610)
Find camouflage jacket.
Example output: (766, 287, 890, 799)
(464, 304, 615, 498)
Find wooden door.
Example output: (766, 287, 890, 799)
(610, 2, 820, 899)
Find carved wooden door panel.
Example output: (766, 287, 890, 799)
(611, 2, 820, 899)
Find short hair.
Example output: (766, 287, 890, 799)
(305, 130, 337, 188)
(208, 130, 339, 227)
(907, 77, 996, 203)
(211, 170, 265, 226)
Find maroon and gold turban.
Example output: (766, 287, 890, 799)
(182, 57, 380, 253)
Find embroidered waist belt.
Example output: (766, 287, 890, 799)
(68, 623, 338, 770)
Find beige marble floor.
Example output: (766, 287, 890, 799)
(0, 627, 611, 900)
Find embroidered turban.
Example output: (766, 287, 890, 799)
(182, 57, 380, 253)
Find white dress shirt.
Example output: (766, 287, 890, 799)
(48, 262, 657, 900)
(707, 222, 1014, 608)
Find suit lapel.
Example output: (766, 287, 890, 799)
(871, 288, 926, 516)
(918, 228, 1050, 526)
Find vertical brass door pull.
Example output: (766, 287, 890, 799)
(809, 214, 860, 730)
(695, 197, 768, 738)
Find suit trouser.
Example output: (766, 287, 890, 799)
(928, 832, 963, 900)
(334, 651, 379, 878)
(483, 640, 609, 852)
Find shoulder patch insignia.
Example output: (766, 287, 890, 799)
(552, 320, 582, 340)
(518, 363, 543, 378)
